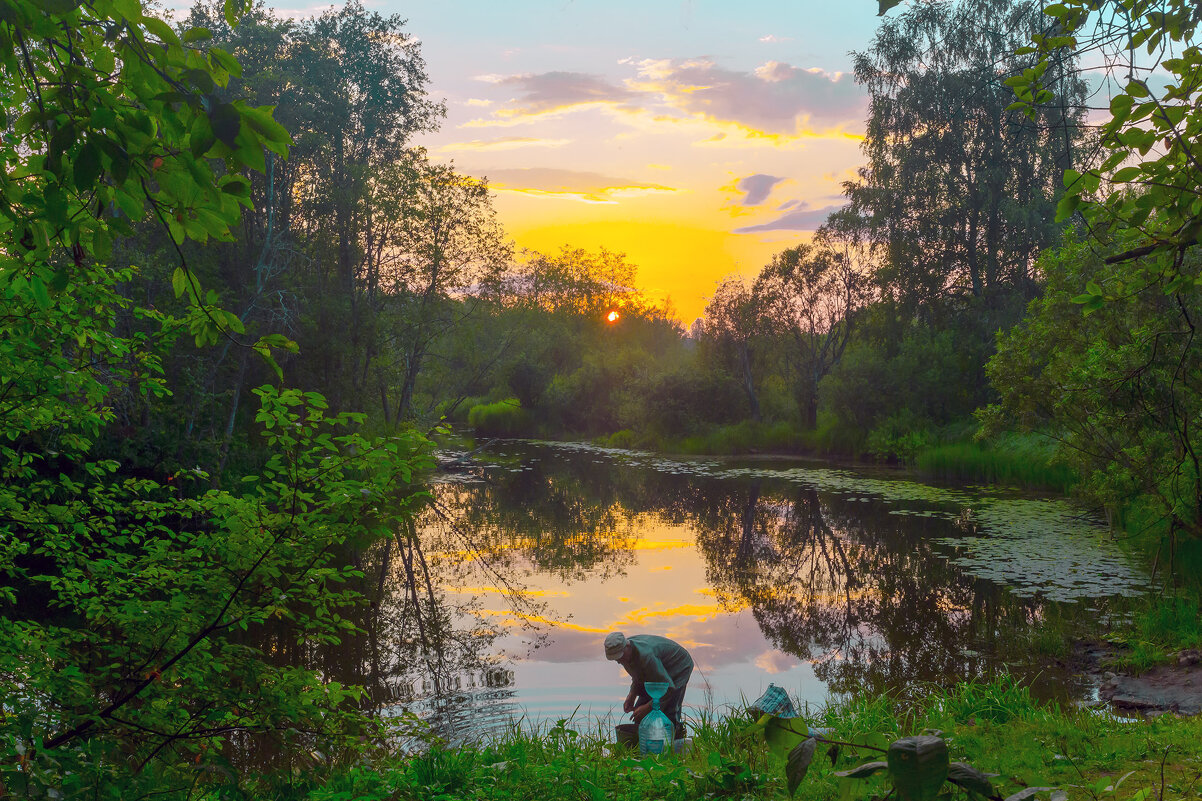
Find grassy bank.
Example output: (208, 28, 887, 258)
(914, 432, 1077, 493)
(223, 677, 1202, 801)
(460, 400, 1077, 495)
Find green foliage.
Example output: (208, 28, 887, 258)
(0, 0, 290, 363)
(916, 433, 1078, 493)
(753, 688, 1048, 801)
(468, 398, 534, 438)
(675, 420, 805, 455)
(1012, 0, 1202, 289)
(984, 238, 1202, 544)
(0, 1, 436, 795)
(1105, 594, 1202, 672)
(866, 411, 931, 463)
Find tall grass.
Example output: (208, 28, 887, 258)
(674, 420, 805, 455)
(467, 398, 535, 437)
(915, 432, 1076, 492)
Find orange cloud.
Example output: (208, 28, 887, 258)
(470, 167, 677, 204)
(438, 137, 572, 152)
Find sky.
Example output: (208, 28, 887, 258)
(215, 1, 890, 323)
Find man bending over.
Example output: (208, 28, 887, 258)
(604, 632, 693, 738)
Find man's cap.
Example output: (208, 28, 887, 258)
(604, 632, 627, 660)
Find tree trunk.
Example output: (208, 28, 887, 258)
(739, 342, 761, 421)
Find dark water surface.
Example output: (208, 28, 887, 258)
(323, 441, 1150, 741)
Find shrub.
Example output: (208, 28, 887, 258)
(468, 398, 534, 437)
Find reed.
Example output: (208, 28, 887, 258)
(915, 433, 1076, 492)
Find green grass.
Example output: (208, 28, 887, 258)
(467, 398, 535, 437)
(1105, 594, 1202, 672)
(673, 420, 805, 455)
(222, 676, 1202, 801)
(915, 432, 1077, 493)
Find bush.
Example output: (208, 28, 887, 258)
(468, 398, 534, 437)
(866, 411, 930, 463)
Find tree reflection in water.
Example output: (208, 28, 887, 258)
(272, 443, 1099, 746)
(689, 480, 1059, 695)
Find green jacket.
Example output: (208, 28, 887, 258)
(623, 634, 693, 697)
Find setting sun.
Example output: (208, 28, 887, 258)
(606, 310, 620, 323)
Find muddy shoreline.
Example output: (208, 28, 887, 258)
(1075, 641, 1202, 716)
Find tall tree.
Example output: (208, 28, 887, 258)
(754, 237, 871, 429)
(700, 277, 770, 421)
(376, 154, 513, 423)
(849, 0, 1089, 316)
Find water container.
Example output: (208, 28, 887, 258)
(638, 681, 673, 755)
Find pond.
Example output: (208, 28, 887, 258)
(319, 441, 1150, 742)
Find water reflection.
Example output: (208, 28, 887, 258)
(308, 442, 1141, 738)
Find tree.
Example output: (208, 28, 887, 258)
(849, 0, 1089, 316)
(699, 277, 770, 421)
(181, 0, 445, 419)
(753, 237, 870, 429)
(985, 1, 1202, 557)
(1011, 0, 1202, 300)
(372, 153, 513, 423)
(985, 238, 1202, 550)
(0, 1, 430, 793)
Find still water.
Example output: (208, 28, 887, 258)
(338, 441, 1149, 741)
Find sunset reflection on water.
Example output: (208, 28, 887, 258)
(313, 441, 1145, 742)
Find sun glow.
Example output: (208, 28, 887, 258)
(606, 310, 620, 323)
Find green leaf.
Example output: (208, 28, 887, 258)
(142, 15, 180, 46)
(113, 0, 141, 20)
(208, 102, 241, 147)
(764, 715, 809, 754)
(834, 761, 889, 779)
(786, 737, 817, 798)
(171, 267, 189, 299)
(30, 276, 51, 310)
(209, 47, 242, 78)
(1055, 193, 1083, 222)
(74, 140, 103, 192)
(877, 0, 903, 15)
(223, 0, 246, 27)
(190, 114, 216, 158)
(242, 106, 291, 145)
(946, 762, 997, 797)
(183, 27, 213, 43)
(886, 736, 948, 801)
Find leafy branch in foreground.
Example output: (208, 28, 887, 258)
(0, 1, 437, 797)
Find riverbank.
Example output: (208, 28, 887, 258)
(455, 406, 1076, 494)
(239, 677, 1201, 801)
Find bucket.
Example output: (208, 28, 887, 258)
(615, 723, 638, 749)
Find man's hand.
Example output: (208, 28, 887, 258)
(631, 702, 652, 723)
(623, 690, 637, 713)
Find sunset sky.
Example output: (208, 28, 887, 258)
(206, 1, 890, 322)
